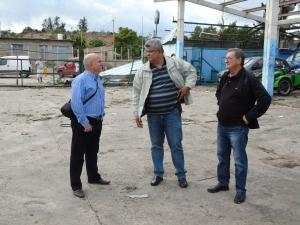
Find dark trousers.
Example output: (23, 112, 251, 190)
(70, 117, 102, 191)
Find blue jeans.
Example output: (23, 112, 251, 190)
(147, 108, 186, 179)
(217, 124, 249, 193)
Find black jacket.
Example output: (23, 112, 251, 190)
(216, 68, 271, 129)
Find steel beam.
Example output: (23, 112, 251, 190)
(176, 0, 185, 58)
(153, 0, 176, 2)
(279, 10, 300, 17)
(187, 0, 264, 22)
(278, 17, 300, 25)
(220, 0, 247, 6)
(245, 0, 300, 13)
(262, 0, 280, 96)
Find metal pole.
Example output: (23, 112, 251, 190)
(112, 18, 115, 61)
(262, 0, 279, 96)
(176, 0, 185, 59)
(141, 16, 144, 60)
(21, 59, 23, 86)
(16, 55, 19, 86)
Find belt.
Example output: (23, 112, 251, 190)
(87, 116, 103, 121)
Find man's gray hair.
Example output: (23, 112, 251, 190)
(144, 39, 164, 53)
(228, 48, 245, 66)
(83, 53, 99, 68)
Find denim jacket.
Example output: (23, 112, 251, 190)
(133, 55, 197, 117)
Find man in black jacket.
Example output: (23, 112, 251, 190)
(207, 48, 271, 204)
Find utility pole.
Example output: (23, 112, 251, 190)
(262, 0, 279, 96)
(112, 18, 115, 60)
(154, 10, 160, 37)
(176, 0, 185, 59)
(141, 16, 144, 60)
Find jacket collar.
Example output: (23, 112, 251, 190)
(142, 55, 173, 72)
(225, 67, 246, 80)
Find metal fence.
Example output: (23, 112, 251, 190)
(0, 57, 80, 87)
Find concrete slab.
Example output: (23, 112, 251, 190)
(0, 86, 299, 225)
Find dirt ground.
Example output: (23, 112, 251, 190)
(0, 85, 299, 225)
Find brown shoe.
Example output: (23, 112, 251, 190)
(178, 178, 188, 188)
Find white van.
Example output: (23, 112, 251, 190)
(0, 56, 32, 77)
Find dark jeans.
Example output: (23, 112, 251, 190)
(70, 117, 102, 191)
(217, 124, 249, 193)
(147, 108, 186, 179)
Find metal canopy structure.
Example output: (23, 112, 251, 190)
(154, 0, 300, 96)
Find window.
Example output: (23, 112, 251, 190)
(256, 59, 263, 69)
(11, 44, 23, 55)
(40, 45, 48, 60)
(0, 59, 7, 65)
(53, 46, 71, 61)
(294, 52, 300, 61)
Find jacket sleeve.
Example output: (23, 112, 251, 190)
(215, 80, 222, 104)
(176, 57, 197, 88)
(245, 77, 272, 122)
(132, 69, 142, 117)
(215, 73, 226, 105)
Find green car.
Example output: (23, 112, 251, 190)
(272, 70, 300, 96)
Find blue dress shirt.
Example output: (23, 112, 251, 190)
(71, 70, 105, 127)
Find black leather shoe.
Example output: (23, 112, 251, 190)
(207, 184, 229, 193)
(73, 189, 85, 198)
(178, 178, 188, 188)
(150, 176, 163, 186)
(89, 178, 111, 185)
(234, 192, 246, 204)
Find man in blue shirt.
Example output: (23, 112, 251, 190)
(70, 53, 110, 198)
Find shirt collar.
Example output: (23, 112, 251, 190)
(150, 57, 166, 69)
(85, 70, 98, 81)
(227, 68, 244, 80)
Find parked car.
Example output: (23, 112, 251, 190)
(0, 55, 32, 78)
(56, 62, 79, 77)
(286, 50, 300, 69)
(218, 56, 300, 96)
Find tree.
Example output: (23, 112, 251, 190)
(203, 25, 217, 34)
(190, 26, 202, 40)
(78, 17, 88, 32)
(114, 27, 144, 59)
(42, 17, 53, 32)
(53, 16, 66, 32)
(21, 26, 39, 34)
(219, 22, 242, 41)
(41, 16, 65, 32)
(89, 39, 105, 48)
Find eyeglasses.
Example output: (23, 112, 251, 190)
(145, 49, 158, 54)
(224, 57, 235, 61)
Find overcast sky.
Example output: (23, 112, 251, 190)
(0, 0, 264, 36)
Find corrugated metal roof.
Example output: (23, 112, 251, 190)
(161, 27, 177, 45)
(100, 60, 143, 76)
(99, 59, 143, 82)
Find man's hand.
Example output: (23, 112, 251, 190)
(178, 86, 191, 101)
(135, 116, 143, 128)
(242, 115, 249, 125)
(84, 124, 93, 132)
